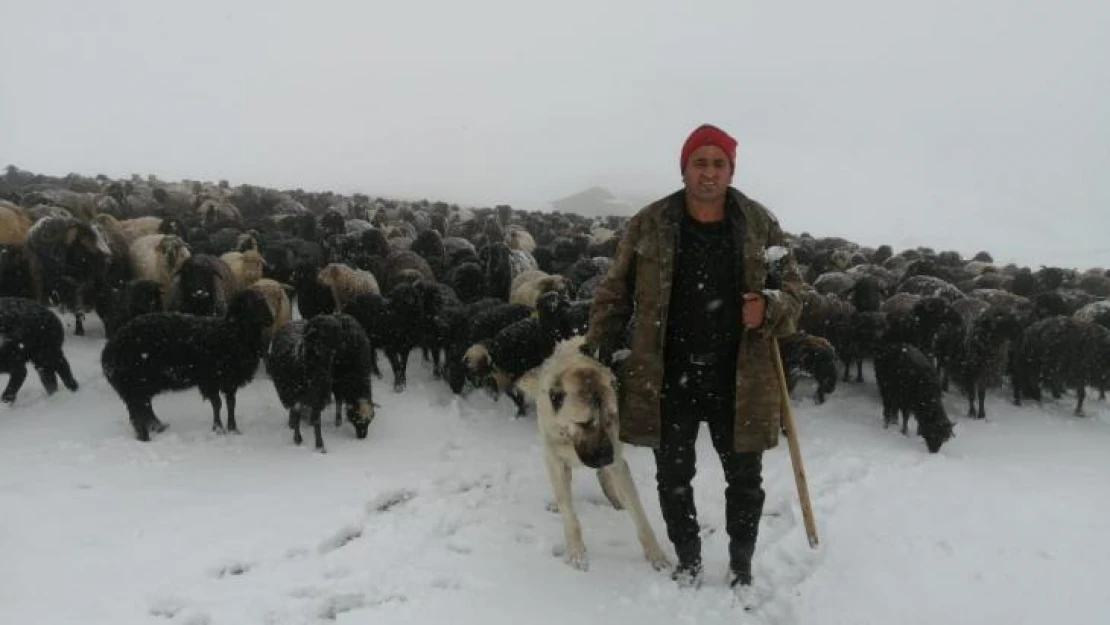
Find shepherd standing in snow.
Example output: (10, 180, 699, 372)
(583, 123, 804, 589)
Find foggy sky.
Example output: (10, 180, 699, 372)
(2, 0, 1107, 268)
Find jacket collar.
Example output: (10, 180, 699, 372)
(659, 187, 749, 226)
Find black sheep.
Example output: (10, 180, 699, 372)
(265, 315, 376, 452)
(873, 341, 955, 453)
(0, 297, 79, 403)
(291, 260, 334, 320)
(842, 310, 886, 383)
(564, 300, 592, 338)
(168, 254, 235, 317)
(412, 280, 461, 378)
(25, 216, 113, 335)
(948, 307, 1024, 419)
(443, 298, 526, 394)
(101, 289, 274, 441)
(1011, 316, 1110, 416)
(0, 244, 34, 299)
(779, 332, 838, 404)
(95, 279, 165, 339)
(444, 261, 486, 304)
(478, 242, 513, 301)
(345, 282, 425, 392)
(846, 275, 883, 313)
(484, 291, 573, 416)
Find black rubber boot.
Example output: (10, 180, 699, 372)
(729, 540, 755, 588)
(671, 540, 703, 588)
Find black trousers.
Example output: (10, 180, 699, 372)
(654, 358, 765, 555)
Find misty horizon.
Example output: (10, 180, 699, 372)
(2, 0, 1107, 268)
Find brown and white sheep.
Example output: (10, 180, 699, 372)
(247, 278, 295, 342)
(510, 273, 573, 308)
(505, 226, 536, 253)
(0, 202, 32, 245)
(316, 263, 380, 313)
(129, 234, 191, 307)
(118, 216, 164, 243)
(220, 249, 266, 290)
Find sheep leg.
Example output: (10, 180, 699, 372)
(508, 387, 528, 418)
(389, 348, 409, 393)
(1, 361, 28, 403)
(44, 348, 79, 392)
(225, 391, 240, 433)
(966, 390, 977, 418)
(855, 358, 864, 383)
(207, 391, 225, 433)
(1074, 386, 1086, 417)
(430, 345, 443, 379)
(125, 397, 156, 441)
(290, 407, 303, 445)
(334, 391, 343, 427)
(842, 360, 851, 383)
(311, 409, 326, 453)
(34, 365, 59, 395)
(370, 347, 382, 378)
(74, 311, 85, 337)
(901, 409, 910, 435)
(976, 385, 987, 420)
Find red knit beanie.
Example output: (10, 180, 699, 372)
(680, 124, 737, 173)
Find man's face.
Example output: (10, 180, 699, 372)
(682, 145, 733, 203)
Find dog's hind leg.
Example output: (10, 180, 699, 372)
(596, 469, 623, 510)
(603, 458, 671, 571)
(544, 449, 587, 571)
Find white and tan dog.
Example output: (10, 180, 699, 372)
(516, 336, 670, 572)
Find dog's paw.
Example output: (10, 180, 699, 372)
(564, 544, 589, 571)
(645, 546, 672, 572)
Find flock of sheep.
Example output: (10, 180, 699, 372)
(1, 166, 1108, 455)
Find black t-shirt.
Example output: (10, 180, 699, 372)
(664, 206, 742, 360)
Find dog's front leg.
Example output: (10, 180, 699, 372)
(603, 458, 671, 571)
(544, 449, 587, 571)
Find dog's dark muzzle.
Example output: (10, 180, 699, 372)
(575, 434, 614, 469)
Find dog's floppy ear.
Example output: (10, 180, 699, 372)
(514, 370, 541, 400)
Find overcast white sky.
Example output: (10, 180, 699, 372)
(1, 1, 1107, 267)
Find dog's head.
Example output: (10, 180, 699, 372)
(521, 337, 620, 469)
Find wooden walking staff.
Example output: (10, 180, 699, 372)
(771, 338, 820, 548)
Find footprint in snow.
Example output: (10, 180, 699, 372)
(365, 488, 417, 514)
(446, 541, 473, 554)
(316, 592, 407, 620)
(208, 559, 254, 578)
(148, 596, 187, 619)
(318, 523, 363, 554)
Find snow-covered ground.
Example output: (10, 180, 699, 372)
(2, 314, 1109, 625)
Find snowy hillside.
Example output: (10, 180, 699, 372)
(2, 313, 1109, 625)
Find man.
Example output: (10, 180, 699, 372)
(583, 123, 803, 589)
